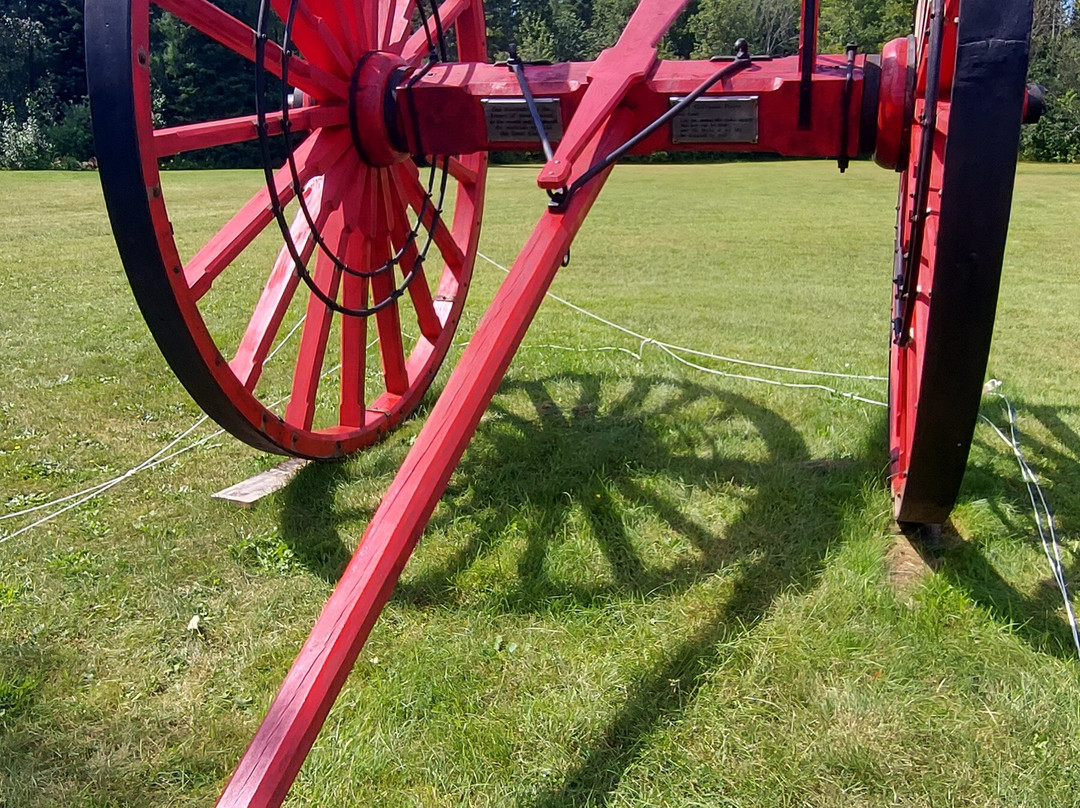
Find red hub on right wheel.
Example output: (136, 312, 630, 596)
(874, 34, 914, 171)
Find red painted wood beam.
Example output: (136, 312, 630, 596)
(537, 0, 690, 189)
(400, 55, 870, 159)
(214, 109, 637, 808)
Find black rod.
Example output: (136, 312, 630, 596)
(508, 43, 556, 162)
(798, 0, 819, 128)
(895, 0, 946, 345)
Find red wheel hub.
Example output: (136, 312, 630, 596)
(348, 51, 410, 166)
(874, 35, 915, 171)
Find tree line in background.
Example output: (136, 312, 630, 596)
(1, 0, 1078, 168)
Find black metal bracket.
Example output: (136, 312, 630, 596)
(798, 0, 819, 129)
(837, 43, 857, 173)
(893, 0, 946, 345)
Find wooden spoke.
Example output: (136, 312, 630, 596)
(343, 0, 366, 56)
(373, 0, 389, 49)
(385, 178, 442, 341)
(370, 261, 409, 395)
(153, 105, 347, 159)
(154, 0, 348, 100)
(230, 177, 327, 390)
(284, 210, 348, 430)
(342, 163, 380, 238)
(270, 0, 354, 79)
(311, 14, 357, 77)
(306, 0, 362, 59)
(184, 128, 350, 299)
(391, 161, 466, 274)
(386, 0, 418, 53)
(371, 173, 409, 395)
(317, 147, 365, 225)
(357, 0, 386, 52)
(443, 155, 479, 186)
(402, 0, 473, 64)
(339, 232, 370, 428)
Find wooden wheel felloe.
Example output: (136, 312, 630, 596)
(884, 0, 1034, 525)
(86, 0, 488, 460)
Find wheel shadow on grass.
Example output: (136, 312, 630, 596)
(394, 371, 865, 611)
(384, 371, 885, 807)
(912, 523, 1080, 660)
(277, 460, 357, 582)
(913, 400, 1080, 660)
(1026, 403, 1080, 536)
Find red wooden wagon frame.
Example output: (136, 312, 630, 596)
(85, 0, 1039, 803)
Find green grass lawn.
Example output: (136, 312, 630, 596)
(1, 160, 1079, 807)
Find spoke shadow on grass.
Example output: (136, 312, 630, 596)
(380, 371, 883, 807)
(396, 373, 872, 612)
(1026, 403, 1080, 534)
(393, 373, 835, 610)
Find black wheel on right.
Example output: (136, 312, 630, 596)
(888, 0, 1034, 525)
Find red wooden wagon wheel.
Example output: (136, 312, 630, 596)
(87, 0, 488, 459)
(880, 0, 1034, 524)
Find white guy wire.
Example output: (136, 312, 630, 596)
(979, 382, 1080, 657)
(475, 250, 888, 405)
(0, 415, 210, 524)
(476, 251, 888, 383)
(0, 319, 365, 547)
(0, 421, 219, 546)
(503, 340, 888, 407)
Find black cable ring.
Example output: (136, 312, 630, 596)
(254, 0, 453, 318)
(274, 0, 440, 282)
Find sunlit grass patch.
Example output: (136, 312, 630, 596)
(0, 162, 1078, 806)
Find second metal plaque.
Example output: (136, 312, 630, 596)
(670, 96, 759, 144)
(482, 98, 564, 144)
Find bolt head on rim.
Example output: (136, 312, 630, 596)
(349, 51, 411, 167)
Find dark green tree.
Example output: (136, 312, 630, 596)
(1023, 0, 1080, 161)
(0, 9, 54, 167)
(486, 0, 558, 58)
(0, 12, 49, 111)
(818, 0, 914, 52)
(690, 0, 801, 58)
(30, 0, 86, 109)
(516, 0, 589, 61)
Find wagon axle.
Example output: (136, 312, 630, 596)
(85, 0, 1038, 804)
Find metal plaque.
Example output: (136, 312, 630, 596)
(670, 96, 759, 144)
(482, 98, 564, 144)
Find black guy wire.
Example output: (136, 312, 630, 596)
(552, 40, 753, 209)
